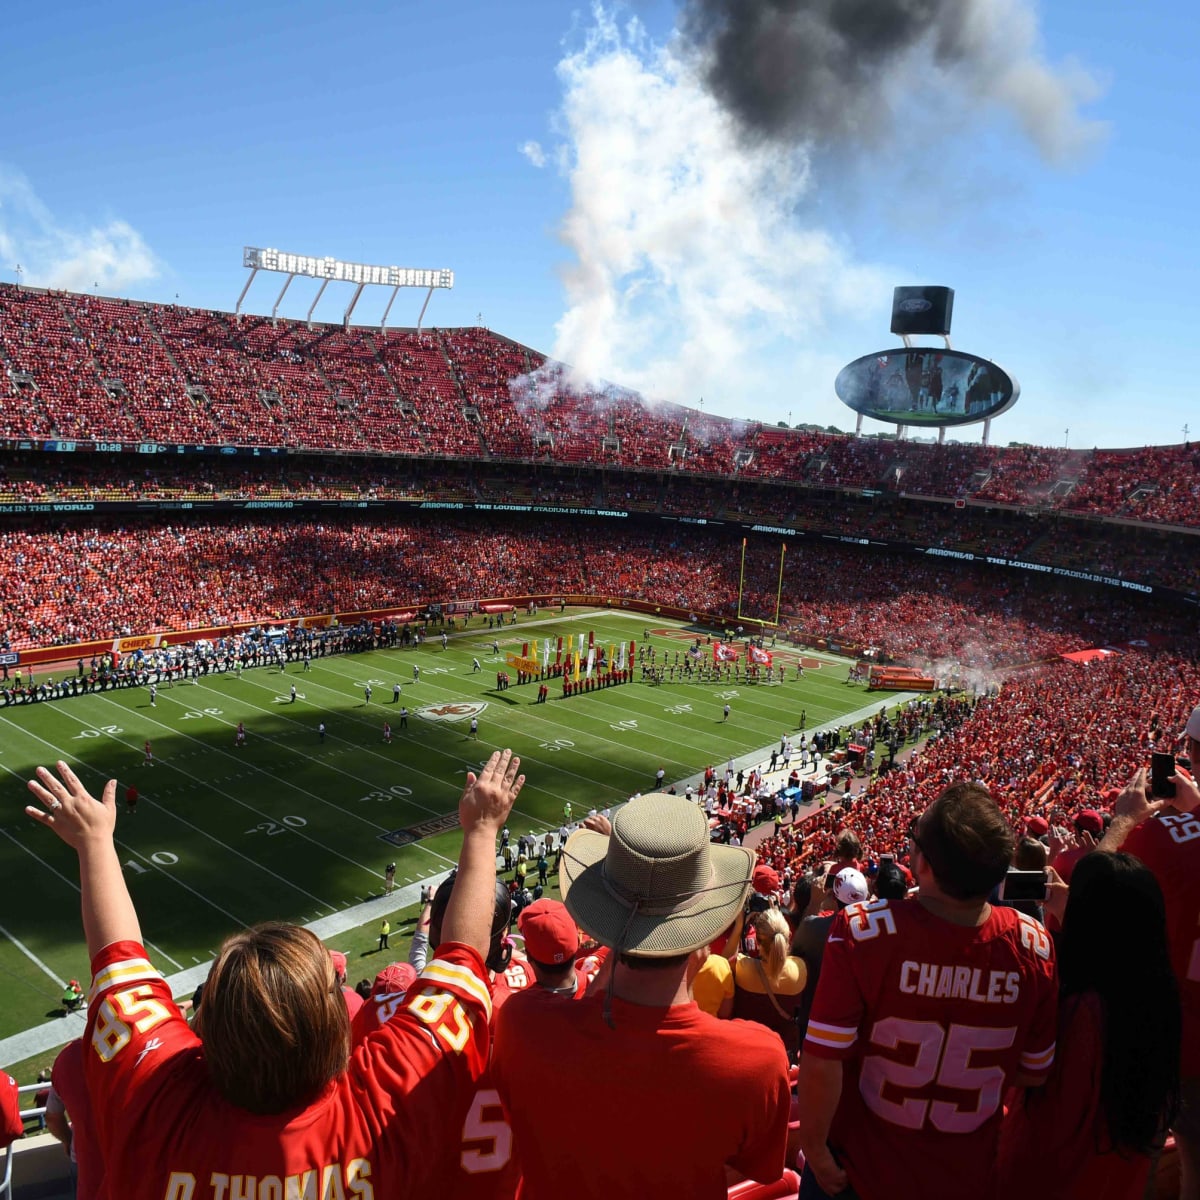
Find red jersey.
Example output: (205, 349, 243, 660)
(804, 898, 1058, 1200)
(492, 989, 790, 1199)
(84, 938, 492, 1200)
(1124, 811, 1200, 1075)
(0, 1071, 21, 1148)
(490, 954, 533, 1013)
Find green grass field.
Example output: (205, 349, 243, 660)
(0, 608, 878, 1055)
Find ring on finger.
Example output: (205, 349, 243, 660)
(48, 798, 63, 811)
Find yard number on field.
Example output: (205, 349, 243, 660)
(609, 719, 639, 732)
(357, 784, 415, 804)
(73, 725, 124, 739)
(180, 708, 223, 720)
(245, 816, 308, 836)
(123, 852, 178, 874)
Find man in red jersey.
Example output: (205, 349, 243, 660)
(797, 781, 1058, 1200)
(492, 795, 791, 1200)
(24, 750, 525, 1200)
(510, 899, 587, 998)
(1101, 705, 1200, 1200)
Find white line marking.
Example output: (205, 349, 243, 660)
(0, 921, 67, 989)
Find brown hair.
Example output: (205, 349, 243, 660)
(1014, 836, 1048, 871)
(916, 782, 1014, 901)
(834, 830, 862, 861)
(195, 923, 349, 1114)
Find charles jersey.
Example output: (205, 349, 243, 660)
(84, 939, 492, 1200)
(804, 899, 1057, 1200)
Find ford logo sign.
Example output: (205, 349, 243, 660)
(899, 298, 932, 313)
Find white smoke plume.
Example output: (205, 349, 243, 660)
(547, 8, 884, 409)
(0, 167, 161, 293)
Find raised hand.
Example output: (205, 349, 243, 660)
(26, 762, 116, 851)
(459, 749, 525, 835)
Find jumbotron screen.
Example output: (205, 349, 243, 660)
(835, 347, 1019, 428)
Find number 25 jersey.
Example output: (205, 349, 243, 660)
(804, 898, 1058, 1200)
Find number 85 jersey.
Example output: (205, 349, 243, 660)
(804, 898, 1057, 1200)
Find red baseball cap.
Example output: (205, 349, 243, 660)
(518, 899, 580, 965)
(372, 962, 417, 996)
(752, 864, 781, 894)
(329, 950, 348, 979)
(1074, 809, 1104, 837)
(1025, 816, 1049, 837)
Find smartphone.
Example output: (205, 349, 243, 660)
(824, 872, 837, 890)
(999, 869, 1047, 903)
(879, 853, 895, 864)
(1151, 753, 1177, 799)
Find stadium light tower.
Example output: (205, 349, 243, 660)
(236, 247, 454, 331)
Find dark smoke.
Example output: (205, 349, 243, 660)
(678, 0, 1095, 154)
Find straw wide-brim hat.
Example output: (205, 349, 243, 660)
(561, 794, 754, 957)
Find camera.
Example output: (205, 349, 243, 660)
(420, 885, 433, 905)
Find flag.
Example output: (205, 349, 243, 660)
(713, 641, 739, 663)
(573, 651, 580, 683)
(542, 639, 551, 671)
(616, 643, 626, 670)
(586, 648, 595, 680)
(608, 644, 616, 673)
(748, 645, 773, 666)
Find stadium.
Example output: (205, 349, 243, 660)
(3, 2, 1200, 1198)
(0, 273, 1197, 1198)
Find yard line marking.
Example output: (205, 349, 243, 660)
(0, 921, 67, 989)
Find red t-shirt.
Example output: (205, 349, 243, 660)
(1124, 811, 1200, 1076)
(0, 1071, 21, 1148)
(84, 938, 492, 1199)
(804, 898, 1058, 1200)
(998, 991, 1151, 1199)
(51, 1039, 105, 1200)
(491, 989, 790, 1199)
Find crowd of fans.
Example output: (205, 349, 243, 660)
(755, 649, 1200, 879)
(1, 452, 1198, 600)
(2, 284, 1200, 527)
(2, 512, 1193, 660)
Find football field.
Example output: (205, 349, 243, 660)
(0, 609, 877, 1048)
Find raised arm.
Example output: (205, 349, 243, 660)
(441, 749, 524, 958)
(26, 762, 141, 958)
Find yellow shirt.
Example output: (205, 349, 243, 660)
(692, 954, 734, 1016)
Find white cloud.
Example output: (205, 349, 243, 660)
(544, 7, 889, 412)
(519, 140, 548, 168)
(0, 167, 161, 292)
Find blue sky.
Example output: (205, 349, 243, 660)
(1, 0, 1196, 449)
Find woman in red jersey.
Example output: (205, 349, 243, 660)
(25, 752, 524, 1200)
